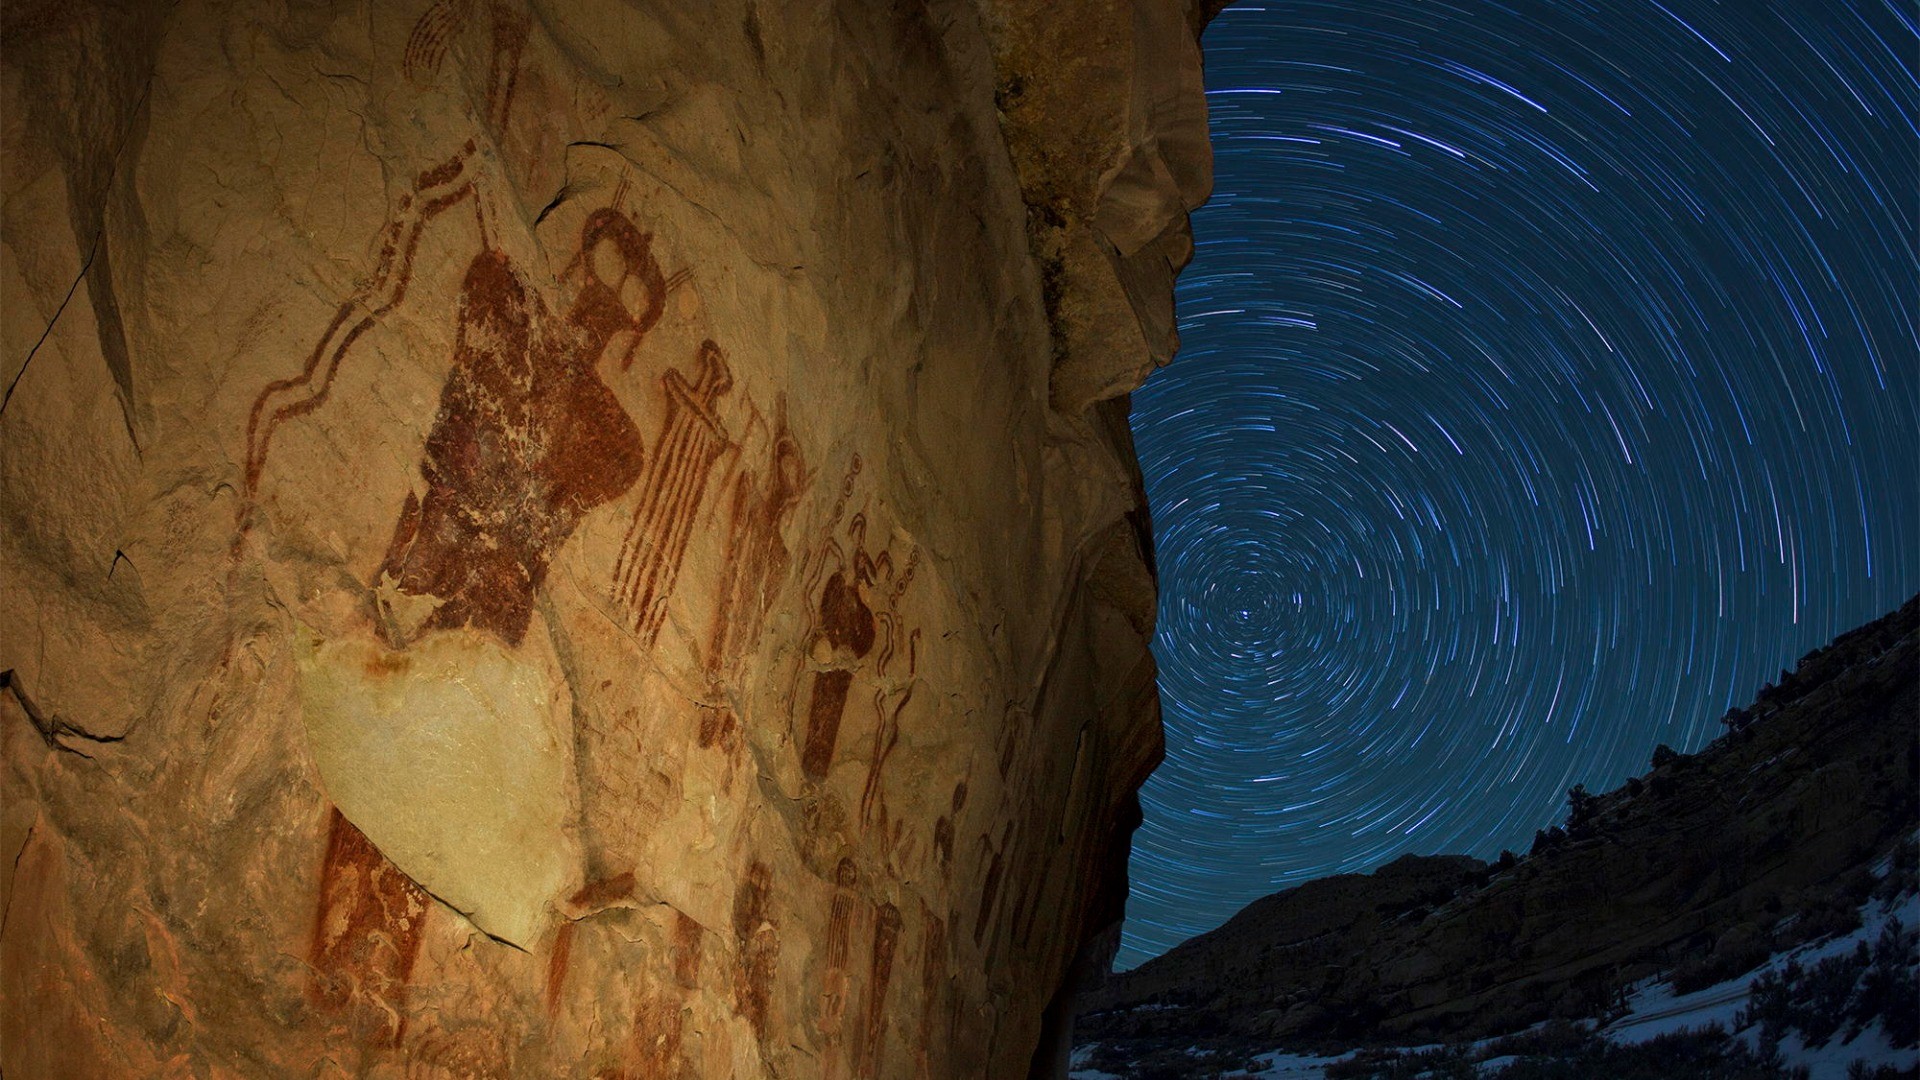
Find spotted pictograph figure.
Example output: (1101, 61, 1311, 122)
(371, 204, 666, 650)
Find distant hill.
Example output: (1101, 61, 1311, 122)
(1079, 594, 1919, 1051)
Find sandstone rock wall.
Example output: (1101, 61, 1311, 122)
(0, 2, 1212, 1076)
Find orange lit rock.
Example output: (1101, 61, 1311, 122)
(0, 2, 1214, 1076)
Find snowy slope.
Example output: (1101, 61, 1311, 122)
(1071, 889, 1918, 1080)
(1603, 889, 1919, 1079)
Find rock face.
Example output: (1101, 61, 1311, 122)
(1081, 596, 1920, 1050)
(1078, 854, 1492, 1041)
(0, 3, 1213, 1076)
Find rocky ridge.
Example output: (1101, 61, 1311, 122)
(1080, 595, 1920, 1051)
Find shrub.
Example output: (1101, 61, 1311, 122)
(1334, 1024, 1811, 1079)
(1857, 919, 1920, 1047)
(1846, 1062, 1919, 1080)
(1566, 785, 1599, 840)
(1738, 917, 1918, 1050)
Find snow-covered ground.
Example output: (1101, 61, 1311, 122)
(1603, 888, 1919, 1079)
(1230, 1050, 1356, 1078)
(1071, 888, 1918, 1080)
(1065, 1046, 1365, 1080)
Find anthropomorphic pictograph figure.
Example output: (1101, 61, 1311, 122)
(244, 147, 692, 1041)
(371, 205, 666, 649)
(611, 339, 736, 646)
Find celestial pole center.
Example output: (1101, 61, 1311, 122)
(1119, 0, 1919, 971)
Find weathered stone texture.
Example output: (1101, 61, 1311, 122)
(0, 1, 1210, 1077)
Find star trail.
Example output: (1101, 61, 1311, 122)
(1119, 0, 1919, 969)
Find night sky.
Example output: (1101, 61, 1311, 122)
(1120, 0, 1919, 970)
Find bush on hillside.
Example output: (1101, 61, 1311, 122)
(1739, 917, 1919, 1050)
(1327, 1023, 1811, 1080)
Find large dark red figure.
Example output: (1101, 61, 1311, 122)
(311, 207, 668, 1040)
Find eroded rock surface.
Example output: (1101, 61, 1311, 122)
(0, 2, 1214, 1076)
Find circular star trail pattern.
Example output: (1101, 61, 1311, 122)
(1120, 0, 1919, 969)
